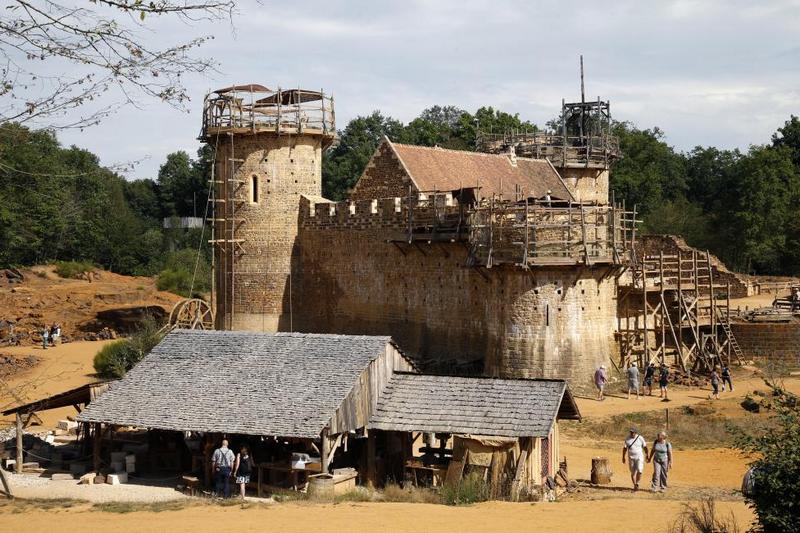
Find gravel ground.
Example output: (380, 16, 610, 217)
(5, 471, 189, 503)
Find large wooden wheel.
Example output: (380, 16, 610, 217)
(168, 298, 214, 330)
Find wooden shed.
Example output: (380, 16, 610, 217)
(368, 373, 581, 495)
(77, 329, 414, 490)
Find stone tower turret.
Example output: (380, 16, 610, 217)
(201, 85, 335, 331)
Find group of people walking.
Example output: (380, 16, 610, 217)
(211, 439, 255, 499)
(41, 323, 61, 349)
(594, 361, 733, 402)
(622, 427, 673, 492)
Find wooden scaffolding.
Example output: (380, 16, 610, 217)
(618, 249, 745, 372)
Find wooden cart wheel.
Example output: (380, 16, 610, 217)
(167, 298, 214, 330)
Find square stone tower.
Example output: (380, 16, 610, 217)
(200, 85, 335, 331)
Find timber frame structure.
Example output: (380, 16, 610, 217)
(393, 190, 638, 269)
(618, 249, 745, 372)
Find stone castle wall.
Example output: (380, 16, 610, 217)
(213, 133, 323, 331)
(730, 321, 800, 365)
(294, 198, 618, 387)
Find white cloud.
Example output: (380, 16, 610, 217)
(45, 0, 799, 179)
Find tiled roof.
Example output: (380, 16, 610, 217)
(77, 330, 392, 439)
(391, 142, 573, 200)
(369, 373, 579, 437)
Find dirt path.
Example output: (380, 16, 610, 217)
(0, 340, 115, 429)
(0, 499, 754, 533)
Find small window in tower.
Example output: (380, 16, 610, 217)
(250, 175, 259, 204)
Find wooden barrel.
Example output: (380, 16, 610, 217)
(591, 457, 612, 485)
(307, 473, 335, 500)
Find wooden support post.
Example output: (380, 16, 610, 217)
(15, 413, 23, 474)
(641, 257, 648, 366)
(93, 422, 101, 473)
(659, 251, 665, 364)
(678, 251, 683, 368)
(367, 430, 376, 488)
(320, 428, 331, 474)
(0, 462, 11, 498)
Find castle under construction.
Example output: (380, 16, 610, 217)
(200, 83, 742, 387)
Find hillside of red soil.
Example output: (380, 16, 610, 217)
(0, 265, 182, 347)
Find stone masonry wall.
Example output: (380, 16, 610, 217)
(213, 133, 323, 331)
(730, 321, 800, 365)
(558, 168, 609, 205)
(295, 198, 619, 389)
(349, 141, 414, 201)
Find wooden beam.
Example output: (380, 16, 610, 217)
(320, 428, 330, 474)
(323, 433, 343, 472)
(0, 464, 11, 498)
(15, 413, 22, 474)
(92, 422, 101, 473)
(366, 430, 376, 488)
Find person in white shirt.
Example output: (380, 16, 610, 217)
(622, 427, 648, 491)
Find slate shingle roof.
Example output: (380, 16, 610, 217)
(77, 330, 392, 439)
(391, 142, 573, 201)
(369, 373, 578, 437)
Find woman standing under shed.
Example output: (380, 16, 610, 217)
(233, 445, 255, 499)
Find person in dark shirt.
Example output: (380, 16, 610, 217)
(643, 362, 656, 396)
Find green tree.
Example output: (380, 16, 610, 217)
(736, 382, 800, 533)
(610, 122, 687, 217)
(158, 151, 208, 218)
(322, 111, 404, 199)
(772, 115, 800, 168)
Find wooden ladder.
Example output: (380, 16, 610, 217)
(718, 314, 745, 365)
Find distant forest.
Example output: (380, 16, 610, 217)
(0, 109, 798, 282)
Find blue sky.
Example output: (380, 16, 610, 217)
(55, 0, 800, 180)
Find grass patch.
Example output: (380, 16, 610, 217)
(563, 399, 775, 449)
(91, 500, 193, 514)
(382, 483, 441, 504)
(0, 497, 86, 513)
(54, 260, 97, 279)
(440, 472, 489, 505)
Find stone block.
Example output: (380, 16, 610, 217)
(57, 420, 78, 431)
(79, 472, 97, 485)
(106, 472, 128, 485)
(51, 473, 75, 481)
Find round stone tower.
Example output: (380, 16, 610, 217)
(201, 85, 335, 331)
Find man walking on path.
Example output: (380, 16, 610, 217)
(594, 365, 608, 401)
(212, 439, 235, 498)
(626, 362, 641, 400)
(709, 367, 721, 400)
(643, 362, 655, 396)
(659, 364, 670, 401)
(622, 427, 648, 491)
(41, 327, 49, 350)
(721, 365, 733, 392)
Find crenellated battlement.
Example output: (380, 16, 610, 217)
(300, 193, 638, 268)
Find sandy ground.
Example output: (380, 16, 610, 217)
(0, 340, 115, 428)
(0, 499, 755, 533)
(4, 471, 188, 503)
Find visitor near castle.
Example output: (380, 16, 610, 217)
(212, 439, 235, 498)
(622, 427, 648, 491)
(594, 365, 608, 401)
(626, 362, 640, 400)
(647, 431, 673, 492)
